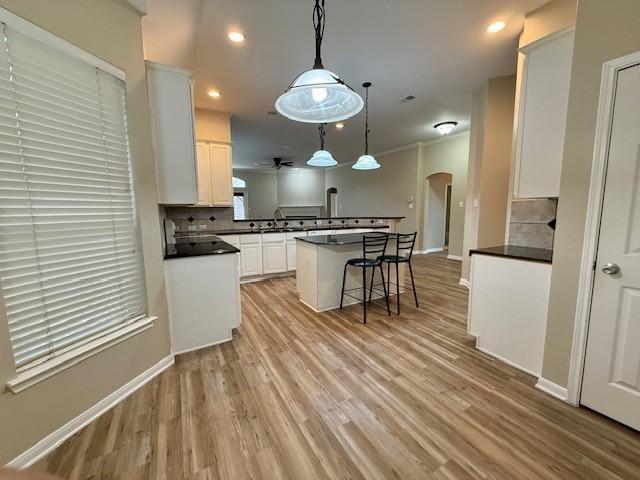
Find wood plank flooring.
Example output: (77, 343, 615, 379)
(37, 254, 640, 479)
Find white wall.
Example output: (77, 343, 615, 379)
(277, 169, 325, 207)
(232, 170, 277, 218)
(325, 145, 420, 232)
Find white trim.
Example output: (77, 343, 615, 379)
(240, 271, 294, 284)
(374, 142, 421, 158)
(6, 353, 174, 469)
(421, 247, 444, 254)
(519, 25, 576, 54)
(535, 377, 569, 402)
(6, 317, 156, 394)
(447, 254, 463, 261)
(0, 7, 125, 80)
(173, 336, 232, 356)
(566, 49, 640, 406)
(459, 278, 470, 289)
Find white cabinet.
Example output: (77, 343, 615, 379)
(468, 253, 551, 375)
(262, 235, 287, 274)
(164, 253, 240, 354)
(195, 141, 233, 207)
(146, 61, 197, 205)
(240, 244, 262, 277)
(514, 29, 575, 198)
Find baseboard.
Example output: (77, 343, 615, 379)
(476, 345, 540, 378)
(535, 377, 569, 402)
(420, 247, 444, 254)
(7, 354, 175, 469)
(447, 254, 463, 261)
(459, 278, 470, 289)
(240, 272, 294, 284)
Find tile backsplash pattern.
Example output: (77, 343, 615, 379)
(508, 198, 557, 250)
(164, 206, 392, 234)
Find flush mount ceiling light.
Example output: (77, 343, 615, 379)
(434, 121, 458, 136)
(307, 124, 337, 167)
(487, 21, 506, 33)
(275, 0, 363, 123)
(353, 82, 381, 171)
(208, 90, 221, 98)
(228, 31, 245, 43)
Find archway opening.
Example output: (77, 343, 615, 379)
(423, 172, 453, 254)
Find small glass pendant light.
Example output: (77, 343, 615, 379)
(353, 82, 381, 170)
(307, 124, 337, 167)
(275, 0, 363, 123)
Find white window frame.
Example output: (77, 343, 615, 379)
(0, 7, 155, 394)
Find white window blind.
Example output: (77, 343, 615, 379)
(0, 22, 147, 371)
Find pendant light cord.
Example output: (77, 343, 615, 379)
(319, 123, 326, 149)
(313, 0, 325, 68)
(364, 85, 370, 154)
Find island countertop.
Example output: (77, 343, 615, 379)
(469, 245, 552, 263)
(298, 233, 389, 246)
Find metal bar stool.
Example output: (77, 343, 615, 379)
(379, 232, 418, 315)
(340, 232, 391, 323)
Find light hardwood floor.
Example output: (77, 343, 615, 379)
(38, 254, 640, 479)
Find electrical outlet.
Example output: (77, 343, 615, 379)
(458, 201, 464, 208)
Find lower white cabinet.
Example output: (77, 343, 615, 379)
(164, 253, 240, 354)
(262, 242, 287, 274)
(240, 243, 262, 277)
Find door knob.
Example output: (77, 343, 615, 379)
(602, 263, 621, 275)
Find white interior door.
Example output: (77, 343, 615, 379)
(581, 63, 640, 431)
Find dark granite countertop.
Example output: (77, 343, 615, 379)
(191, 225, 392, 236)
(234, 216, 405, 223)
(164, 238, 240, 259)
(298, 233, 389, 246)
(469, 245, 553, 263)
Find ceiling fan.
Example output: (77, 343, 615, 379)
(255, 157, 295, 170)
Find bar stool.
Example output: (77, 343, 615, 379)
(340, 232, 391, 323)
(379, 232, 418, 315)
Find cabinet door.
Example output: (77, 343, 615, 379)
(286, 240, 296, 271)
(240, 244, 262, 277)
(515, 30, 574, 198)
(146, 62, 197, 205)
(210, 144, 233, 206)
(262, 242, 287, 274)
(195, 141, 211, 206)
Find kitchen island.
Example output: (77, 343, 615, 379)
(296, 233, 404, 313)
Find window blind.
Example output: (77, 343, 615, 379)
(0, 23, 147, 370)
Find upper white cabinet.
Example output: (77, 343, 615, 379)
(195, 141, 233, 207)
(146, 61, 197, 205)
(514, 28, 575, 198)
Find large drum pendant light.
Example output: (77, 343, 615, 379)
(307, 124, 337, 167)
(353, 82, 381, 170)
(275, 0, 364, 123)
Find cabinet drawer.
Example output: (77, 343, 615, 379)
(286, 231, 307, 240)
(262, 232, 286, 243)
(216, 235, 239, 247)
(307, 229, 335, 236)
(240, 234, 262, 245)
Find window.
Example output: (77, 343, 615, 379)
(0, 15, 148, 379)
(233, 192, 246, 220)
(232, 176, 246, 189)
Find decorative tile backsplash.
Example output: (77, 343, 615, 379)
(163, 206, 392, 234)
(508, 198, 557, 250)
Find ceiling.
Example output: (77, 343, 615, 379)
(142, 0, 548, 168)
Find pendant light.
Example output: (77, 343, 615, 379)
(307, 124, 337, 167)
(353, 82, 381, 170)
(275, 0, 364, 123)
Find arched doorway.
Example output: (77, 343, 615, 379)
(423, 172, 453, 254)
(326, 187, 338, 217)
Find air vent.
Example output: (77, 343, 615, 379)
(400, 95, 415, 103)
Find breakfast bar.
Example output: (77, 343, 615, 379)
(296, 233, 405, 313)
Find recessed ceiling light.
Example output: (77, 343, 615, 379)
(434, 121, 458, 136)
(335, 123, 345, 129)
(487, 21, 506, 33)
(228, 31, 245, 43)
(208, 90, 221, 98)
